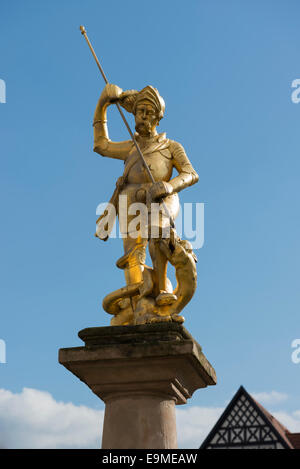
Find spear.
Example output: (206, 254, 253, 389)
(79, 25, 175, 229)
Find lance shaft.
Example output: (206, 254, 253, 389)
(79, 25, 175, 229)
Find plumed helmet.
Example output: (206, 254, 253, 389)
(120, 86, 165, 120)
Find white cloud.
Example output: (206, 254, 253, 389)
(0, 387, 224, 449)
(0, 388, 104, 449)
(176, 406, 224, 448)
(272, 410, 300, 433)
(0, 387, 299, 449)
(250, 390, 289, 406)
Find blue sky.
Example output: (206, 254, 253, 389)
(1, 0, 300, 447)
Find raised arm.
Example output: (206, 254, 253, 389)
(93, 84, 133, 160)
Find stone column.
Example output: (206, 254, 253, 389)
(59, 323, 216, 449)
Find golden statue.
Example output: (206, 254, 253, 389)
(80, 26, 199, 326)
(93, 84, 199, 326)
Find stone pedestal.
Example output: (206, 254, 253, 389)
(58, 323, 216, 449)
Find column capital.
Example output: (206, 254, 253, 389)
(59, 323, 216, 405)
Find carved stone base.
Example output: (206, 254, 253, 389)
(58, 323, 217, 449)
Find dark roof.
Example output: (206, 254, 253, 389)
(286, 433, 300, 449)
(200, 385, 299, 449)
(253, 397, 294, 449)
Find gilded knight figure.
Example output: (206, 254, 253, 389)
(93, 83, 199, 326)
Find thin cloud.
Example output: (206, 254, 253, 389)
(272, 410, 300, 433)
(251, 390, 289, 406)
